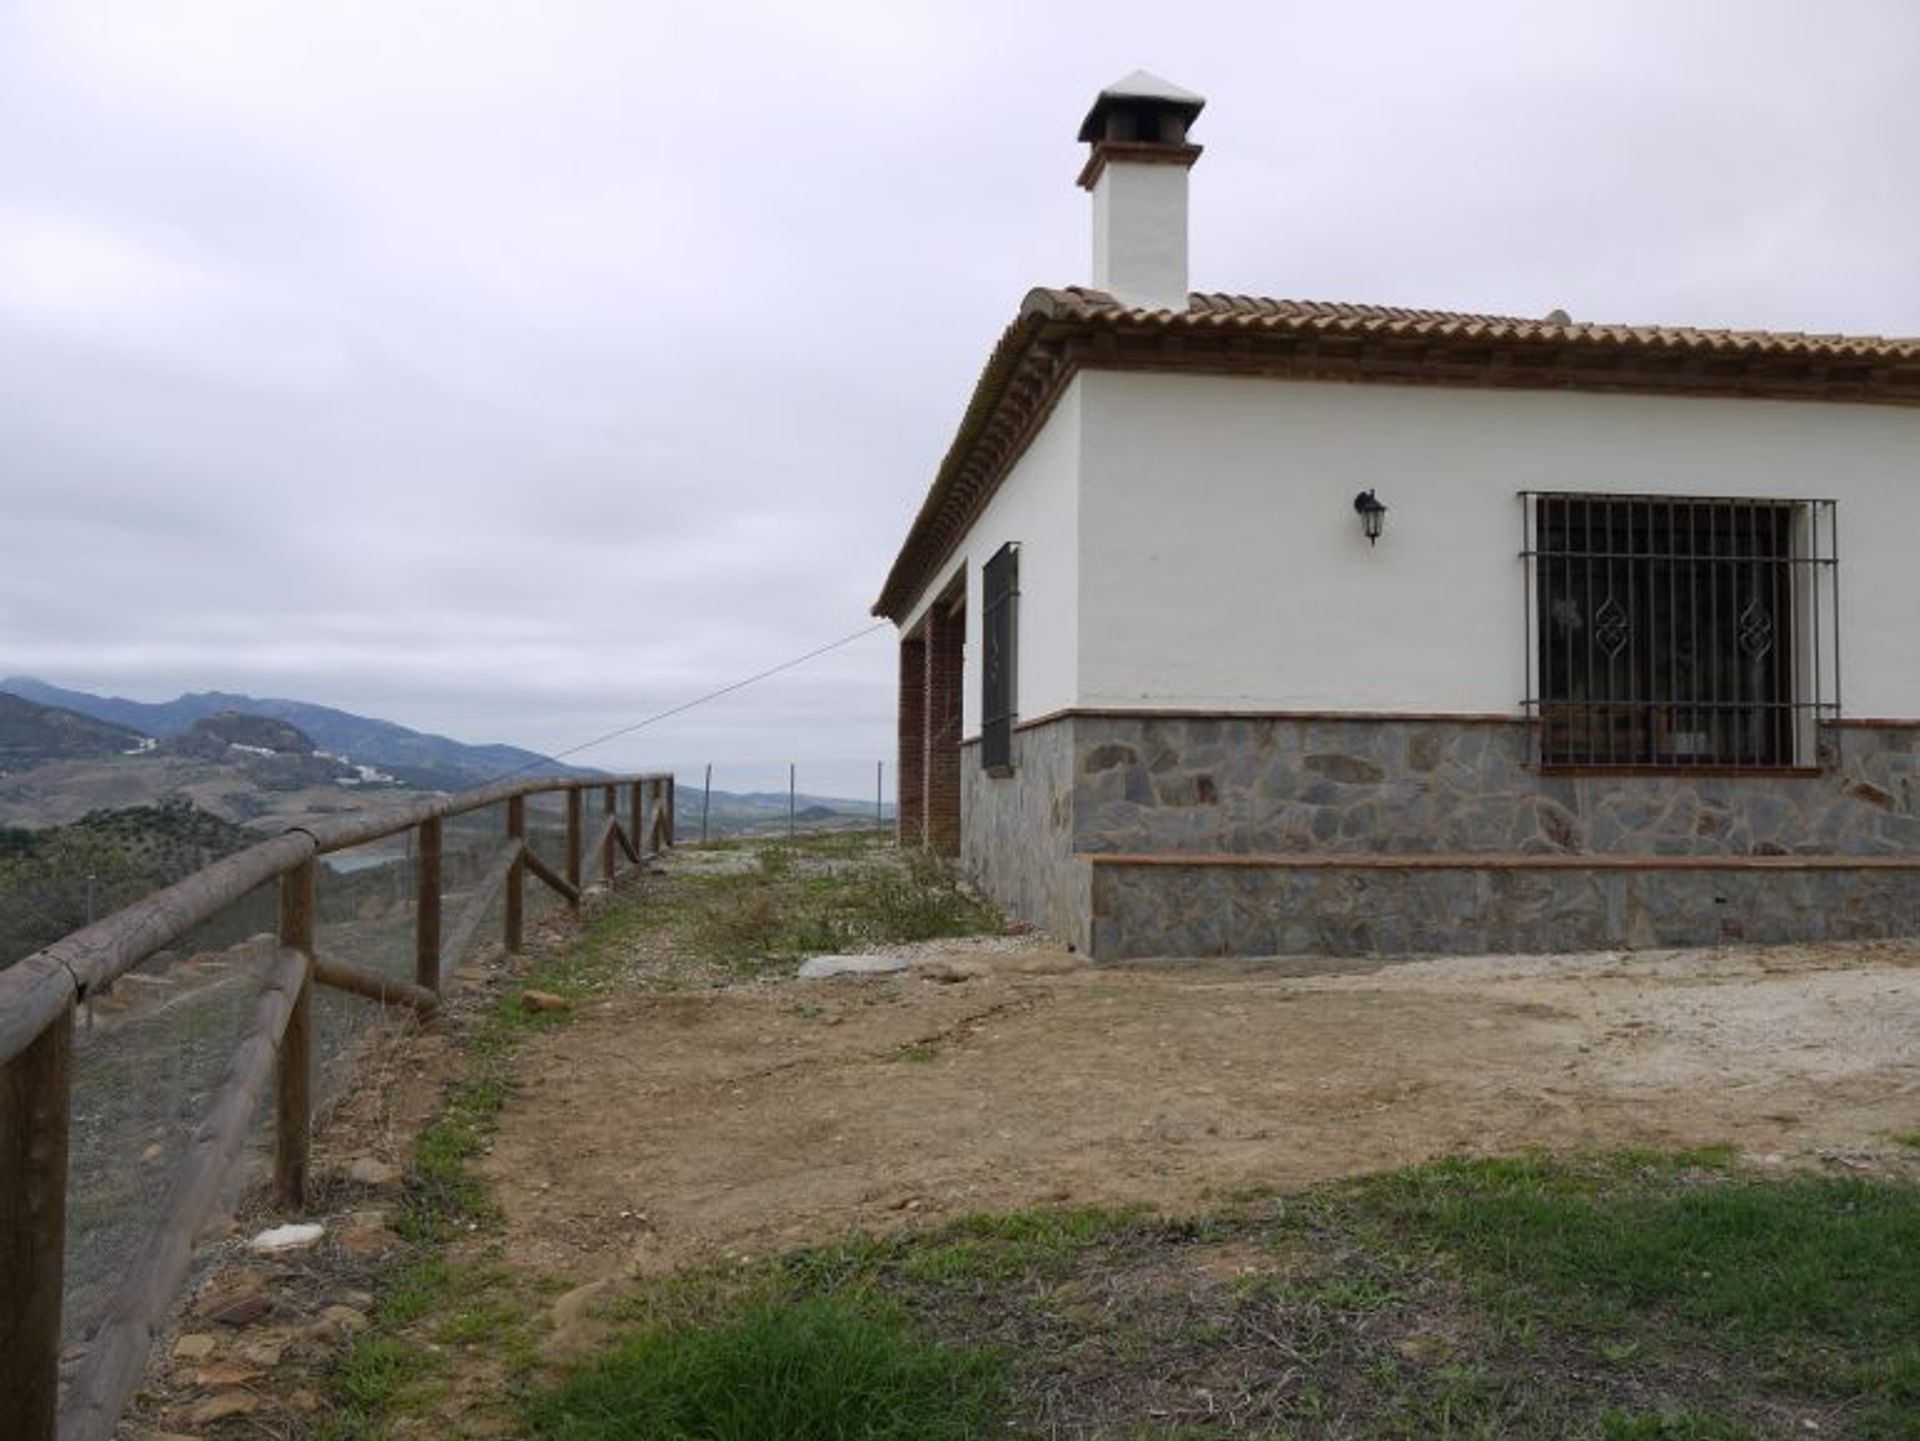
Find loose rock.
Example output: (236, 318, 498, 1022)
(338, 1223, 401, 1258)
(194, 1361, 262, 1387)
(184, 1391, 264, 1426)
(346, 1156, 400, 1189)
(204, 1294, 273, 1327)
(520, 989, 569, 1012)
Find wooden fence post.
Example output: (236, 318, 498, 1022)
(276, 859, 315, 1209)
(601, 785, 616, 884)
(416, 817, 442, 992)
(628, 782, 642, 861)
(565, 789, 582, 908)
(505, 796, 525, 954)
(0, 1010, 72, 1441)
(664, 777, 676, 850)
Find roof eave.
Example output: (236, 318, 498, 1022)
(873, 290, 1920, 626)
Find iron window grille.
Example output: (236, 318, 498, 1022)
(1521, 493, 1839, 770)
(981, 542, 1020, 773)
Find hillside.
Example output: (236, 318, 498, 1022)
(163, 713, 375, 793)
(691, 788, 895, 837)
(0, 693, 150, 771)
(1, 677, 591, 790)
(0, 799, 257, 967)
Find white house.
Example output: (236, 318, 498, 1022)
(875, 73, 1920, 961)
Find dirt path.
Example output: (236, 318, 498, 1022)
(481, 932, 1920, 1296)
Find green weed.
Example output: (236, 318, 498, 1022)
(522, 1294, 1005, 1441)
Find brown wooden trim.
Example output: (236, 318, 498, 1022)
(1537, 765, 1825, 779)
(1076, 139, 1203, 190)
(1015, 706, 1523, 731)
(978, 707, 1919, 743)
(1084, 850, 1920, 871)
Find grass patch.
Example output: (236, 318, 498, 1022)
(547, 1155, 1920, 1440)
(1358, 1150, 1920, 1436)
(687, 839, 1001, 967)
(523, 1294, 1005, 1440)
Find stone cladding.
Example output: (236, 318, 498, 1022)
(1072, 715, 1920, 860)
(961, 713, 1920, 961)
(961, 721, 1090, 951)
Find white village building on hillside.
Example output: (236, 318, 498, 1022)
(876, 73, 1920, 961)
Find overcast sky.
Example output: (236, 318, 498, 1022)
(3, 1, 1915, 797)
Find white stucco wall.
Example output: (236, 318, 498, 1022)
(899, 378, 1083, 739)
(1091, 163, 1188, 312)
(1075, 371, 1920, 717)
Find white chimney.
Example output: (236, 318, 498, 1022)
(1077, 71, 1205, 312)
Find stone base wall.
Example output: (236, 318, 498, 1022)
(1072, 713, 1920, 959)
(953, 713, 1920, 960)
(960, 719, 1089, 951)
(1073, 715, 1920, 859)
(1090, 861, 1920, 960)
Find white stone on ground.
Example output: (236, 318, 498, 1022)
(796, 955, 913, 980)
(245, 1223, 325, 1254)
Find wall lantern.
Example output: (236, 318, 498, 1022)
(1353, 489, 1387, 546)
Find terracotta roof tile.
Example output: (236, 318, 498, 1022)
(1023, 287, 1920, 361)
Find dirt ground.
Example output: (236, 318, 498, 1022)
(118, 869, 1920, 1438)
(481, 927, 1920, 1303)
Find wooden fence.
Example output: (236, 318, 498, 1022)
(0, 772, 675, 1441)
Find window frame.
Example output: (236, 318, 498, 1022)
(1520, 492, 1840, 774)
(980, 542, 1020, 775)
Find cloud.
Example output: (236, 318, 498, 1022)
(1, 0, 1916, 798)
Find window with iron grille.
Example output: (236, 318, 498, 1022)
(1521, 494, 1839, 770)
(981, 542, 1019, 773)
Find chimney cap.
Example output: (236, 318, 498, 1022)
(1077, 70, 1206, 143)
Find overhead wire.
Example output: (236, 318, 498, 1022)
(478, 620, 892, 785)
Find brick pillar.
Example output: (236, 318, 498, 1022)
(926, 602, 964, 857)
(896, 632, 927, 847)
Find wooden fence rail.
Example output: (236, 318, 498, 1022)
(0, 772, 674, 1441)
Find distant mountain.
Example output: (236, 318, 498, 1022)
(1, 678, 595, 790)
(0, 693, 150, 771)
